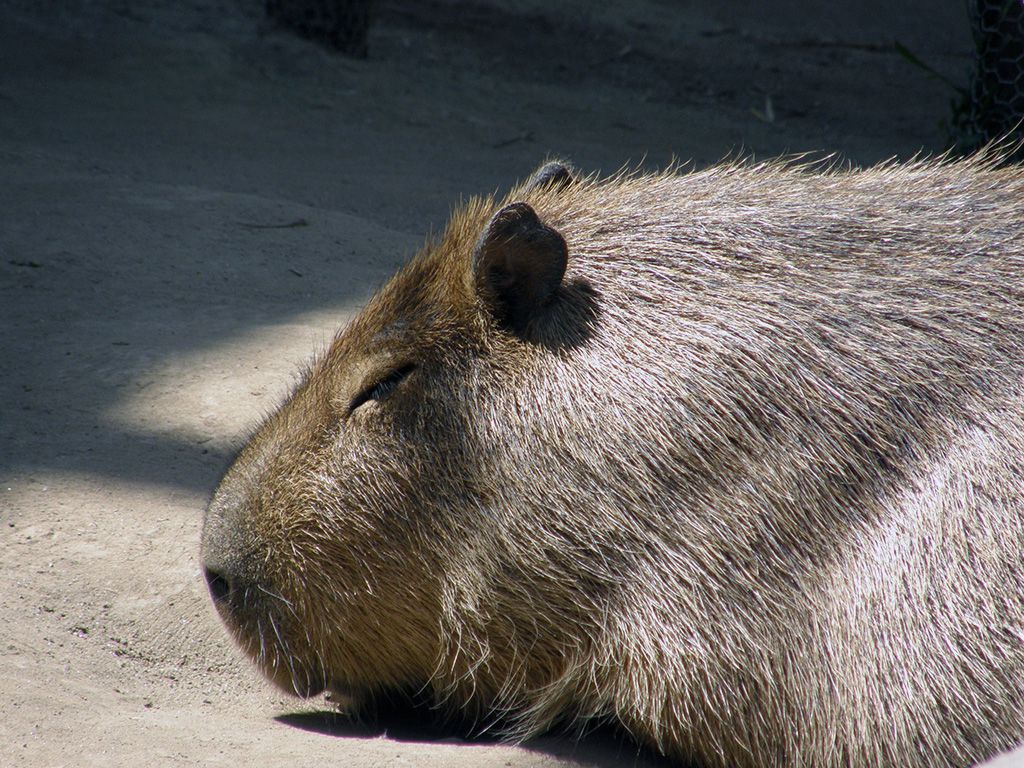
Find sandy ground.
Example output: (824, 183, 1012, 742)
(2, 1, 1022, 766)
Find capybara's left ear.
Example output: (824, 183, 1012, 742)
(523, 160, 575, 193)
(473, 202, 568, 336)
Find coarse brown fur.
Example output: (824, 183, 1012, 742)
(202, 153, 1024, 768)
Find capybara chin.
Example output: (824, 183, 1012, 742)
(201, 154, 1024, 768)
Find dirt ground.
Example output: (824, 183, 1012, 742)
(2, 1, 1022, 766)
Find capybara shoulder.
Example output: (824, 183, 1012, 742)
(202, 155, 1024, 768)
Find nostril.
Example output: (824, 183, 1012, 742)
(204, 567, 233, 605)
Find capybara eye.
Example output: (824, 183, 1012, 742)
(348, 363, 415, 413)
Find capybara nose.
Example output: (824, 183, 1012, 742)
(204, 566, 234, 606)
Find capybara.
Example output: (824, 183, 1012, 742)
(201, 155, 1024, 768)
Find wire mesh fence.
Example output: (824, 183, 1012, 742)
(958, 0, 1024, 154)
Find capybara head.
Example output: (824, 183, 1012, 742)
(202, 157, 1024, 768)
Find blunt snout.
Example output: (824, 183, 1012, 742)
(201, 480, 262, 620)
(201, 562, 263, 623)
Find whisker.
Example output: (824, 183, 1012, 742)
(269, 614, 302, 694)
(256, 584, 296, 613)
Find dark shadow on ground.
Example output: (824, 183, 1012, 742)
(277, 707, 677, 768)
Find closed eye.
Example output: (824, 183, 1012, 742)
(349, 364, 416, 413)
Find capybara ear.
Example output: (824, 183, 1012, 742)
(473, 202, 568, 335)
(523, 160, 575, 193)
